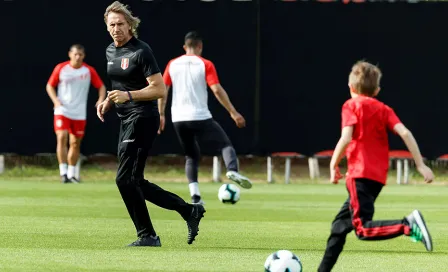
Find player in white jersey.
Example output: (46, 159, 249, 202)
(161, 31, 252, 204)
(46, 44, 106, 183)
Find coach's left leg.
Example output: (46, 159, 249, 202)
(198, 119, 252, 189)
(67, 119, 86, 183)
(347, 178, 411, 240)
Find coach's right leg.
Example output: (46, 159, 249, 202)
(130, 118, 205, 244)
(115, 118, 158, 246)
(318, 199, 353, 272)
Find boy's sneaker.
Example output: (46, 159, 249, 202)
(61, 175, 69, 184)
(127, 235, 161, 247)
(406, 210, 433, 251)
(186, 204, 206, 244)
(68, 177, 80, 184)
(191, 195, 205, 205)
(226, 171, 252, 189)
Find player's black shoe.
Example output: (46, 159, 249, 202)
(61, 175, 70, 184)
(191, 195, 205, 205)
(186, 204, 206, 244)
(127, 235, 161, 247)
(68, 177, 80, 184)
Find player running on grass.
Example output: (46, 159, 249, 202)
(318, 61, 434, 272)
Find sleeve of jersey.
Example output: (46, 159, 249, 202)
(386, 106, 402, 131)
(47, 64, 62, 87)
(140, 47, 161, 78)
(162, 61, 172, 86)
(341, 103, 358, 128)
(88, 66, 104, 89)
(205, 60, 220, 86)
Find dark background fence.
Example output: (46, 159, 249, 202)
(1, 0, 448, 159)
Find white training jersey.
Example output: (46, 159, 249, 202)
(47, 61, 103, 120)
(163, 55, 220, 122)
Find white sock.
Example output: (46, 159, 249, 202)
(59, 163, 68, 176)
(67, 165, 76, 179)
(74, 163, 80, 180)
(189, 182, 200, 197)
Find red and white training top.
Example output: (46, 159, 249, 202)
(47, 61, 104, 120)
(163, 55, 220, 122)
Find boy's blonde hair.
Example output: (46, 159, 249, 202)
(104, 1, 141, 38)
(348, 61, 382, 96)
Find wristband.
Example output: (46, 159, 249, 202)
(126, 91, 133, 102)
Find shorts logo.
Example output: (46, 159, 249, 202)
(56, 119, 63, 128)
(121, 58, 129, 70)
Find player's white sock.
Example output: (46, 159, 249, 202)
(74, 163, 80, 180)
(59, 163, 68, 176)
(67, 165, 76, 179)
(189, 182, 200, 197)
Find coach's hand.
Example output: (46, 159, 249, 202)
(417, 164, 434, 183)
(158, 115, 165, 134)
(231, 112, 246, 128)
(108, 90, 129, 104)
(97, 100, 112, 122)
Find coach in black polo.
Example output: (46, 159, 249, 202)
(97, 1, 205, 247)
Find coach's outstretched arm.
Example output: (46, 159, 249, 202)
(209, 84, 246, 128)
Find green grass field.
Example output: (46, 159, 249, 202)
(0, 177, 446, 271)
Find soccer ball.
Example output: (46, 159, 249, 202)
(264, 250, 303, 272)
(218, 183, 240, 204)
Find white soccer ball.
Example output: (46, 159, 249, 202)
(264, 250, 303, 272)
(218, 183, 240, 204)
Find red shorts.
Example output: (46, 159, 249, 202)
(54, 115, 86, 138)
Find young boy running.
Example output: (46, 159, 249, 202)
(318, 61, 434, 272)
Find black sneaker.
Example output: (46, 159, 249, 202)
(406, 210, 433, 251)
(61, 175, 69, 184)
(191, 195, 205, 205)
(68, 177, 80, 184)
(127, 235, 161, 247)
(186, 204, 206, 245)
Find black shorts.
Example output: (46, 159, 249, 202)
(173, 118, 232, 158)
(116, 116, 159, 184)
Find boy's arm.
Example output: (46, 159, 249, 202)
(393, 123, 434, 183)
(329, 126, 353, 183)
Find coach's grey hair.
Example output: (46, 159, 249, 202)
(104, 1, 141, 38)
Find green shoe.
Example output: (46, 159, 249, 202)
(410, 223, 423, 243)
(406, 210, 433, 251)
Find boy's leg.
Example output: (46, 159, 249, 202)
(173, 121, 203, 204)
(318, 198, 353, 272)
(348, 178, 411, 240)
(197, 119, 252, 189)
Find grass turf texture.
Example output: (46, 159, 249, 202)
(0, 179, 446, 271)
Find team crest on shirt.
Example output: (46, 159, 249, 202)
(121, 58, 129, 70)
